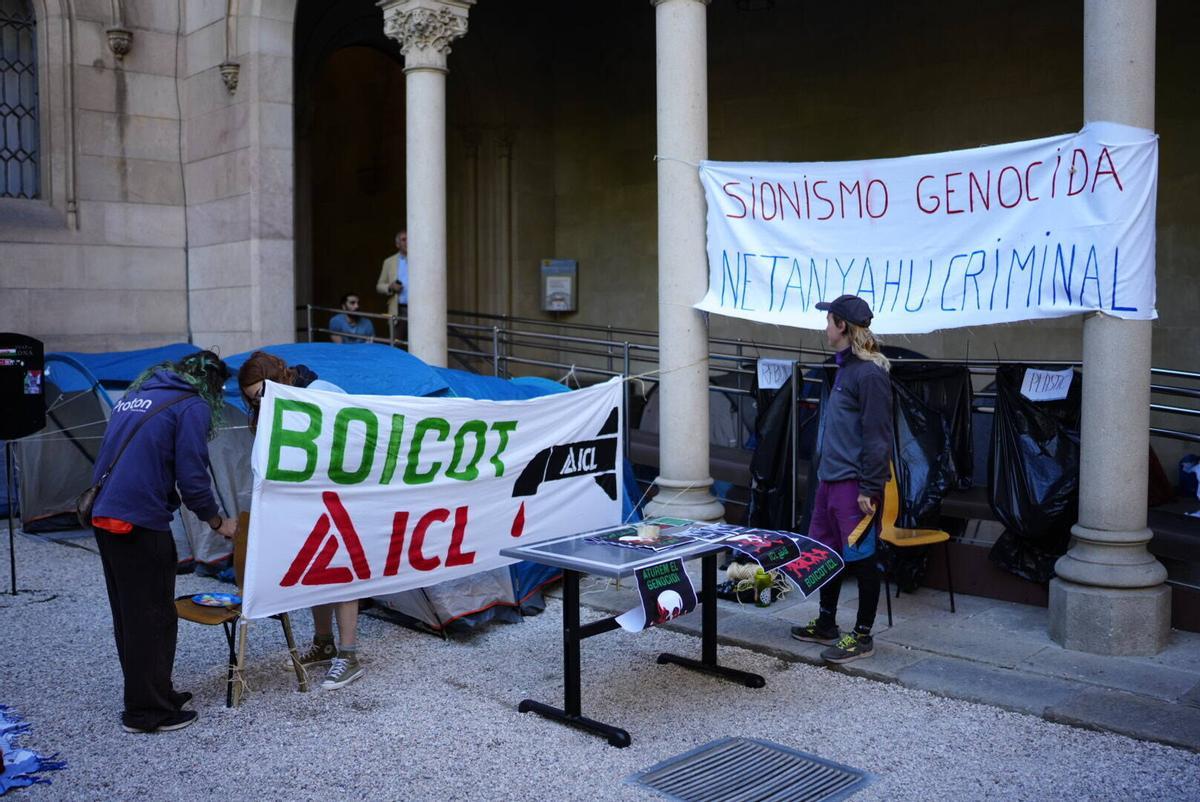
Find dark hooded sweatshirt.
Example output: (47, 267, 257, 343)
(91, 371, 221, 531)
(816, 349, 894, 498)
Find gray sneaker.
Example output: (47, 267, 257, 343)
(321, 654, 365, 690)
(295, 639, 337, 669)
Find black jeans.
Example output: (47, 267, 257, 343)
(95, 525, 184, 729)
(818, 556, 882, 633)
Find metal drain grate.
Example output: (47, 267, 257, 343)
(628, 737, 871, 802)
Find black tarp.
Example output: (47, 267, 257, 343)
(890, 363, 974, 528)
(746, 373, 821, 532)
(987, 364, 1082, 582)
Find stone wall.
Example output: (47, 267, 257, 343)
(182, 0, 295, 355)
(0, 0, 295, 357)
(0, 0, 188, 353)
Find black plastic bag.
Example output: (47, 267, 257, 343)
(987, 364, 1082, 582)
(890, 363, 975, 490)
(891, 380, 955, 529)
(748, 377, 819, 532)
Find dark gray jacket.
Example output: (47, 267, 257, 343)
(816, 350, 894, 497)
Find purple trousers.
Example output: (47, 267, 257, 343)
(808, 478, 882, 561)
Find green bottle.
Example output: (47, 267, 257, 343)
(754, 569, 772, 607)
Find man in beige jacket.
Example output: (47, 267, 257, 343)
(375, 229, 409, 322)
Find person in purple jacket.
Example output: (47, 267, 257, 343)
(90, 350, 237, 734)
(791, 295, 894, 664)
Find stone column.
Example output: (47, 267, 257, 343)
(1049, 0, 1170, 655)
(643, 0, 723, 522)
(380, 0, 474, 367)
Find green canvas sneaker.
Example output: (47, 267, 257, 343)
(321, 654, 366, 690)
(821, 631, 875, 664)
(295, 638, 337, 668)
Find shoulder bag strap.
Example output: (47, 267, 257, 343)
(94, 392, 195, 487)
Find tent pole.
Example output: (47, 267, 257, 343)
(7, 441, 16, 595)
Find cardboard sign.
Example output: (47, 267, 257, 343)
(1020, 368, 1074, 401)
(756, 358, 795, 390)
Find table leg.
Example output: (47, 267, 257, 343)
(657, 553, 766, 688)
(518, 569, 632, 748)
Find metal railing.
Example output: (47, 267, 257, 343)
(304, 303, 1200, 453)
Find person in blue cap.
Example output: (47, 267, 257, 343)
(791, 294, 894, 664)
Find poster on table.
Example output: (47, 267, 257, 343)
(242, 378, 623, 619)
(696, 122, 1157, 334)
(724, 530, 845, 598)
(615, 558, 699, 633)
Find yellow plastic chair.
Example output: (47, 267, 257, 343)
(880, 470, 956, 627)
(175, 512, 309, 706)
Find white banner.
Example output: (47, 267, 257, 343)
(696, 122, 1157, 334)
(243, 379, 623, 619)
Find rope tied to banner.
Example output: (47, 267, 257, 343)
(653, 154, 701, 169)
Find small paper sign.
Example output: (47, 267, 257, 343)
(757, 358, 794, 390)
(616, 558, 698, 632)
(1020, 368, 1074, 401)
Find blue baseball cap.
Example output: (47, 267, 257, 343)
(816, 294, 873, 327)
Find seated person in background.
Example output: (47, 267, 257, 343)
(328, 294, 375, 344)
(238, 351, 367, 690)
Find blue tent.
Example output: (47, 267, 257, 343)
(222, 342, 448, 408)
(47, 343, 199, 396)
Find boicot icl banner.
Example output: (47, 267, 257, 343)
(242, 379, 623, 619)
(696, 121, 1157, 334)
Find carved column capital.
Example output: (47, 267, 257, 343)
(379, 0, 474, 72)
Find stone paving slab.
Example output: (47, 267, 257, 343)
(1046, 688, 1200, 752)
(872, 616, 1049, 669)
(960, 600, 1055, 641)
(895, 656, 1082, 717)
(1018, 643, 1200, 702)
(1183, 681, 1200, 709)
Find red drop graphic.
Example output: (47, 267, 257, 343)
(510, 502, 526, 538)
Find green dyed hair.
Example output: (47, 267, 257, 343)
(128, 349, 231, 439)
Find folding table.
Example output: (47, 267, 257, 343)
(501, 530, 766, 748)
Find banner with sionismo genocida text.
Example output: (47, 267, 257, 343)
(242, 378, 623, 619)
(696, 122, 1157, 334)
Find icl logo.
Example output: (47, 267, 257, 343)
(281, 491, 482, 587)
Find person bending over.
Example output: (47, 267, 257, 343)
(92, 350, 238, 733)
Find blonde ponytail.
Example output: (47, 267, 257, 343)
(844, 320, 890, 372)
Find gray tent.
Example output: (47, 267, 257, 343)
(638, 370, 757, 449)
(16, 376, 109, 532)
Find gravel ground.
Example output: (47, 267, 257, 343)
(3, 530, 1199, 802)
